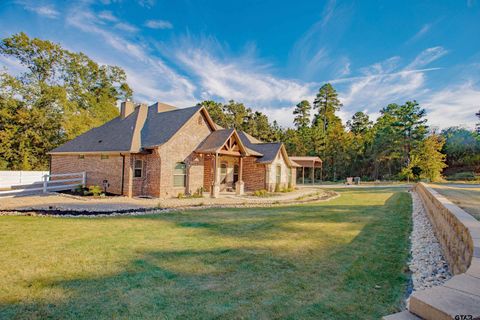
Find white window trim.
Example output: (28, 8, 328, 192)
(134, 159, 144, 178)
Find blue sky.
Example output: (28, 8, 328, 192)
(1, 0, 479, 129)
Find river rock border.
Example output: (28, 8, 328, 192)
(0, 190, 340, 218)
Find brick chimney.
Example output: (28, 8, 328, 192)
(120, 101, 135, 119)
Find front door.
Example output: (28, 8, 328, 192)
(233, 164, 239, 187)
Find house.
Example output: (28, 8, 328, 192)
(49, 101, 298, 198)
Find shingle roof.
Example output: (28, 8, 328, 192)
(237, 131, 282, 163)
(51, 104, 202, 153)
(196, 128, 234, 153)
(141, 105, 201, 147)
(51, 108, 140, 153)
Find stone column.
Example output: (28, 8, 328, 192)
(211, 153, 220, 198)
(235, 157, 245, 195)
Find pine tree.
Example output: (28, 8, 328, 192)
(293, 100, 311, 129)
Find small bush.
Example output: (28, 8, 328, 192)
(192, 187, 204, 198)
(446, 171, 478, 181)
(177, 192, 185, 199)
(88, 185, 103, 197)
(253, 189, 268, 197)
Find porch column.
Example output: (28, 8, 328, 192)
(211, 153, 220, 198)
(302, 166, 305, 184)
(235, 156, 245, 195)
(312, 160, 315, 185)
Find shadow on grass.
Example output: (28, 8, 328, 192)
(0, 191, 412, 320)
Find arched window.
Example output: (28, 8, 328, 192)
(174, 162, 186, 187)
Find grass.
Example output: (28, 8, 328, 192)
(430, 183, 480, 220)
(0, 187, 412, 319)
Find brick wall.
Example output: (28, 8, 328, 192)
(243, 156, 266, 191)
(129, 150, 161, 197)
(51, 154, 125, 195)
(203, 154, 214, 192)
(157, 110, 213, 197)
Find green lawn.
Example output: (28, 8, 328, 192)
(0, 188, 412, 319)
(430, 183, 480, 220)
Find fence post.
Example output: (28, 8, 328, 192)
(43, 174, 48, 193)
(81, 172, 86, 188)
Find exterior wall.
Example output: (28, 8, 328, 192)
(265, 151, 293, 191)
(129, 150, 161, 198)
(51, 154, 125, 195)
(203, 154, 214, 192)
(157, 111, 213, 197)
(415, 182, 479, 274)
(243, 156, 266, 191)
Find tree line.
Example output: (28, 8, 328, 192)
(1, 33, 479, 181)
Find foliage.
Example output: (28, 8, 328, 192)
(441, 127, 480, 168)
(252, 189, 269, 197)
(198, 100, 282, 142)
(0, 32, 132, 170)
(88, 185, 104, 197)
(177, 192, 185, 199)
(293, 100, 311, 129)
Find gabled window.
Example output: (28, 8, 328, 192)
(174, 162, 186, 187)
(134, 159, 143, 178)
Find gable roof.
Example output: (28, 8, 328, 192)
(196, 128, 235, 153)
(50, 104, 212, 154)
(141, 105, 203, 148)
(51, 107, 141, 153)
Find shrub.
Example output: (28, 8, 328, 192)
(192, 187, 204, 198)
(88, 185, 103, 197)
(177, 192, 185, 199)
(446, 171, 478, 181)
(253, 189, 268, 197)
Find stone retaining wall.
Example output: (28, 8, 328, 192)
(415, 182, 477, 274)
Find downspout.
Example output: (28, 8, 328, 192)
(121, 153, 126, 196)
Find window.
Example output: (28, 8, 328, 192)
(78, 154, 85, 159)
(101, 154, 109, 160)
(174, 162, 186, 187)
(134, 159, 143, 178)
(276, 165, 281, 184)
(288, 168, 292, 184)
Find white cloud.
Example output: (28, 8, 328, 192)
(20, 3, 59, 19)
(114, 22, 138, 33)
(145, 20, 173, 29)
(98, 11, 117, 22)
(423, 82, 480, 129)
(406, 46, 447, 70)
(65, 4, 197, 106)
(407, 24, 432, 43)
(0, 55, 26, 75)
(175, 46, 316, 105)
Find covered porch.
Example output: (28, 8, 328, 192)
(290, 156, 323, 185)
(196, 128, 260, 198)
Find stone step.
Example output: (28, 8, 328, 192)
(443, 273, 480, 297)
(409, 285, 480, 320)
(382, 310, 422, 320)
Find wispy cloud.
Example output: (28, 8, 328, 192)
(338, 47, 448, 119)
(19, 3, 59, 19)
(145, 20, 173, 29)
(407, 23, 432, 44)
(289, 0, 353, 79)
(406, 46, 447, 70)
(114, 22, 138, 33)
(65, 3, 196, 106)
(423, 81, 480, 129)
(98, 11, 117, 22)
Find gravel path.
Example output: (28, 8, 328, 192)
(408, 190, 452, 292)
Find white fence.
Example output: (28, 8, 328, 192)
(0, 172, 85, 197)
(0, 171, 49, 188)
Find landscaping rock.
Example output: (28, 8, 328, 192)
(408, 190, 452, 292)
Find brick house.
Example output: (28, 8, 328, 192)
(49, 101, 298, 198)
